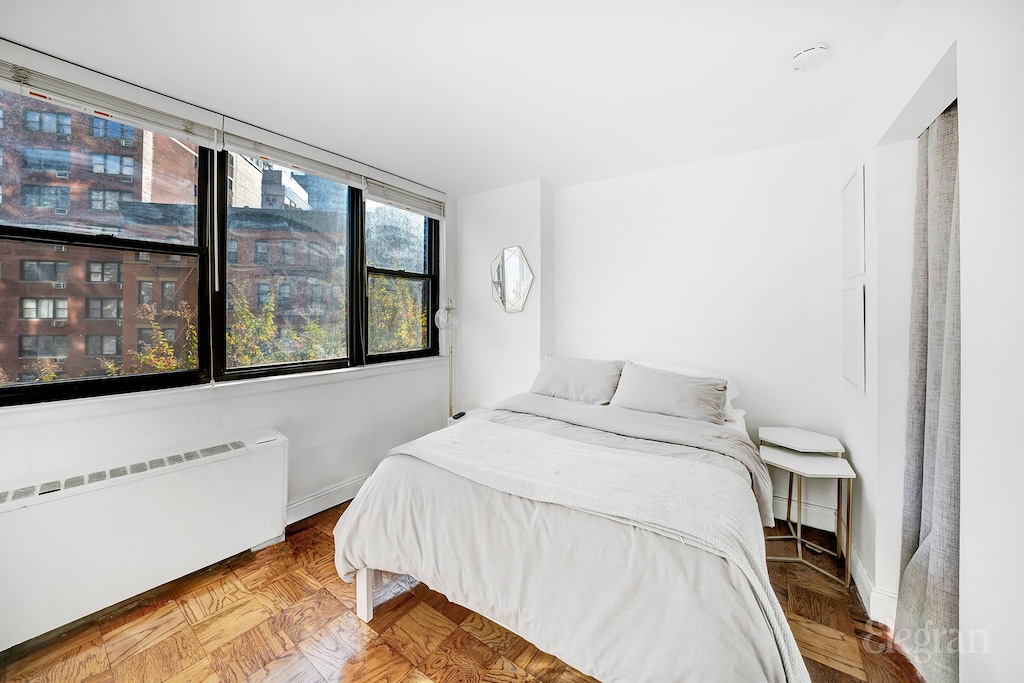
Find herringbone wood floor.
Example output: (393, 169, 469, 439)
(0, 504, 920, 683)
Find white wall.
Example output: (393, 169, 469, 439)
(552, 138, 843, 523)
(455, 180, 553, 409)
(838, 0, 1024, 676)
(958, 1, 1024, 678)
(0, 361, 447, 524)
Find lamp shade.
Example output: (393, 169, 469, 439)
(435, 298, 457, 330)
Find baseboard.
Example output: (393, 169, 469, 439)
(286, 473, 369, 525)
(772, 495, 836, 532)
(849, 542, 898, 628)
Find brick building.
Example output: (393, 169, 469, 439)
(0, 81, 353, 382)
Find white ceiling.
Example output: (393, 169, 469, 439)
(1, 0, 902, 198)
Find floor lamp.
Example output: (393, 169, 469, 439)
(434, 298, 458, 418)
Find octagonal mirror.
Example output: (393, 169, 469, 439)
(490, 246, 534, 313)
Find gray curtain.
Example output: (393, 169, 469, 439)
(895, 100, 960, 682)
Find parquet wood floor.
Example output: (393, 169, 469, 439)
(0, 505, 921, 683)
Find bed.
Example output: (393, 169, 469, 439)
(333, 358, 810, 682)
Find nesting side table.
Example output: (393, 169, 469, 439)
(759, 427, 855, 586)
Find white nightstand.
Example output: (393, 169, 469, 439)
(447, 408, 485, 426)
(759, 427, 855, 586)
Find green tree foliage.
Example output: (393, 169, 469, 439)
(104, 301, 198, 375)
(32, 358, 61, 382)
(226, 279, 281, 367)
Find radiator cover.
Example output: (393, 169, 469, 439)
(0, 431, 288, 651)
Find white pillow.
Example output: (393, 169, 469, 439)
(529, 356, 624, 405)
(634, 360, 741, 421)
(610, 362, 728, 424)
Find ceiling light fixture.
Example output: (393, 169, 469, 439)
(790, 42, 831, 72)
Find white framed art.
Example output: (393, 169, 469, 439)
(843, 284, 865, 392)
(843, 167, 865, 279)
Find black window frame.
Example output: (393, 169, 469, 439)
(360, 200, 440, 365)
(1, 80, 441, 406)
(0, 144, 213, 406)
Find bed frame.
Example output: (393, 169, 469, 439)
(355, 566, 380, 621)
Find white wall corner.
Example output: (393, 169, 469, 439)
(285, 473, 368, 525)
(850, 542, 898, 628)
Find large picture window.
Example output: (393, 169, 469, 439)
(0, 68, 443, 405)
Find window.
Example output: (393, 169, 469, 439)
(24, 111, 72, 136)
(19, 335, 69, 358)
(0, 70, 440, 405)
(281, 241, 296, 265)
(86, 335, 122, 356)
(89, 189, 133, 211)
(0, 109, 4, 128)
(20, 260, 69, 282)
(277, 283, 292, 310)
(256, 283, 272, 310)
(91, 118, 134, 141)
(90, 154, 134, 176)
(253, 240, 269, 265)
(22, 185, 70, 210)
(21, 298, 69, 320)
(86, 298, 123, 319)
(24, 148, 72, 172)
(365, 201, 437, 356)
(137, 326, 176, 353)
(87, 261, 122, 283)
(161, 281, 176, 309)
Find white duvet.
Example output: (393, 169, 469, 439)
(334, 394, 810, 682)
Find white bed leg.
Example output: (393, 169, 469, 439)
(355, 567, 381, 622)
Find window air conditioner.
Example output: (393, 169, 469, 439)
(53, 245, 68, 252)
(54, 208, 68, 216)
(116, 320, 123, 327)
(55, 172, 69, 179)
(120, 139, 134, 147)
(56, 134, 71, 142)
(51, 320, 66, 328)
(118, 283, 124, 290)
(121, 175, 132, 183)
(137, 252, 150, 261)
(52, 282, 67, 290)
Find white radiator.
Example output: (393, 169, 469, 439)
(0, 430, 288, 651)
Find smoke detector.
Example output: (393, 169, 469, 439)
(791, 42, 831, 72)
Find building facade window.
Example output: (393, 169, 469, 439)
(281, 241, 296, 265)
(24, 111, 72, 136)
(88, 189, 133, 211)
(18, 335, 69, 358)
(86, 334, 122, 356)
(20, 298, 69, 320)
(86, 298, 123, 319)
(20, 260, 69, 282)
(254, 240, 269, 265)
(23, 148, 71, 172)
(138, 281, 153, 305)
(90, 154, 134, 176)
(87, 261, 122, 283)
(226, 238, 238, 264)
(256, 282, 271, 310)
(277, 283, 291, 310)
(91, 118, 134, 142)
(22, 185, 70, 210)
(161, 281, 176, 309)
